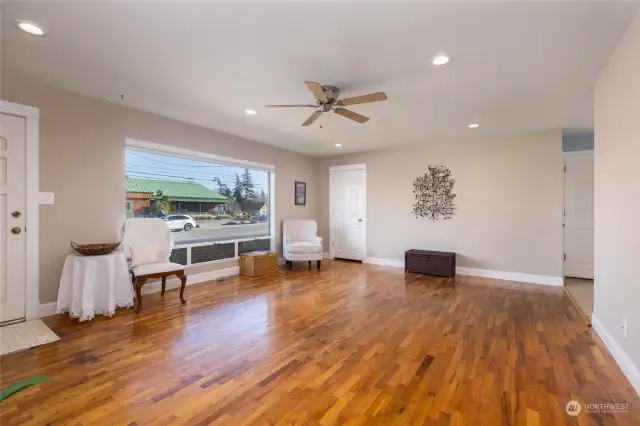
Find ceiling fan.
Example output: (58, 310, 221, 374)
(265, 81, 387, 126)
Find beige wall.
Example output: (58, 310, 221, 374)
(1, 71, 320, 303)
(593, 11, 640, 373)
(319, 130, 564, 277)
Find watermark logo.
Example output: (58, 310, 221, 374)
(566, 401, 581, 416)
(566, 400, 630, 416)
(584, 403, 630, 414)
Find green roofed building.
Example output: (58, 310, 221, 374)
(126, 177, 229, 217)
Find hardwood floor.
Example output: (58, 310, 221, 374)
(564, 278, 595, 317)
(1, 260, 638, 425)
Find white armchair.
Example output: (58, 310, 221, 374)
(122, 218, 187, 313)
(283, 219, 323, 270)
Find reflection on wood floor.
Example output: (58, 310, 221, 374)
(1, 260, 638, 425)
(565, 277, 595, 318)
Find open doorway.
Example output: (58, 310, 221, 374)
(563, 146, 594, 319)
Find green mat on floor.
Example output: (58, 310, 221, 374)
(0, 377, 52, 401)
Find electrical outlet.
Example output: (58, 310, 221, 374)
(622, 318, 628, 339)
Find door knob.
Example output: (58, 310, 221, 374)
(358, 218, 363, 222)
(11, 227, 21, 235)
(12, 211, 21, 218)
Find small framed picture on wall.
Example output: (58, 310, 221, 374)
(295, 181, 307, 206)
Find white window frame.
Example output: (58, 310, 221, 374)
(173, 236, 273, 268)
(125, 200, 132, 211)
(125, 138, 276, 257)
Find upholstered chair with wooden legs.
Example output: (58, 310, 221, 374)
(282, 219, 323, 270)
(122, 218, 187, 313)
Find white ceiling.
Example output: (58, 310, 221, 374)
(2, 1, 638, 156)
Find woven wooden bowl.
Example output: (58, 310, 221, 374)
(70, 241, 121, 256)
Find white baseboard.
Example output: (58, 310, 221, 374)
(455, 267, 563, 286)
(39, 302, 58, 318)
(365, 257, 405, 268)
(39, 266, 240, 317)
(323, 252, 331, 259)
(364, 257, 562, 286)
(591, 313, 640, 396)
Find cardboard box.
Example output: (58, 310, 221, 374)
(239, 251, 279, 277)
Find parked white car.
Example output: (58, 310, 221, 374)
(162, 214, 197, 231)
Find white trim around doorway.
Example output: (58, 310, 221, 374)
(1, 101, 41, 320)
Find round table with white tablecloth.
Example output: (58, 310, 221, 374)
(57, 251, 134, 321)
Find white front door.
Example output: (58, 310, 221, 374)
(564, 151, 594, 279)
(330, 165, 366, 261)
(1, 114, 28, 323)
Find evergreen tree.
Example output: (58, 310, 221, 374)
(233, 173, 244, 203)
(241, 168, 256, 200)
(213, 177, 232, 199)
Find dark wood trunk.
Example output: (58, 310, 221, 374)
(405, 249, 456, 277)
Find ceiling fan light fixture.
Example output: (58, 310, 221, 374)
(432, 55, 450, 66)
(269, 81, 386, 126)
(245, 109, 258, 115)
(15, 20, 46, 36)
(468, 123, 479, 128)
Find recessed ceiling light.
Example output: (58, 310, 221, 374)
(468, 123, 480, 128)
(15, 21, 46, 36)
(245, 109, 257, 115)
(432, 55, 450, 66)
(335, 144, 342, 147)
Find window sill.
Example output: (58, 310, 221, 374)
(173, 234, 271, 247)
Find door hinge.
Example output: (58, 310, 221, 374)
(564, 253, 567, 261)
(563, 209, 565, 217)
(564, 165, 567, 172)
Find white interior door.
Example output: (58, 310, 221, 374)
(330, 165, 366, 261)
(1, 114, 28, 323)
(564, 152, 594, 279)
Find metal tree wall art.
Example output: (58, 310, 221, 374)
(412, 166, 456, 221)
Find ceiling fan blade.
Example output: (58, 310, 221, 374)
(334, 107, 369, 123)
(338, 92, 387, 106)
(265, 104, 315, 108)
(305, 81, 327, 102)
(301, 111, 323, 126)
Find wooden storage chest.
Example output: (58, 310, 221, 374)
(239, 251, 279, 277)
(405, 249, 456, 277)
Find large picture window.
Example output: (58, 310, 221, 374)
(125, 147, 271, 248)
